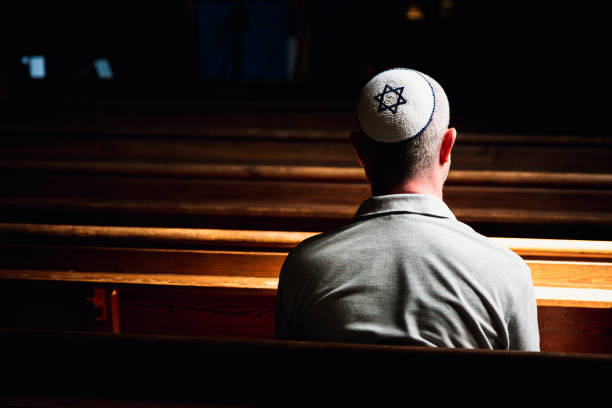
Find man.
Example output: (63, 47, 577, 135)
(274, 68, 540, 350)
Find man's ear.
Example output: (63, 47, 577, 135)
(350, 130, 367, 167)
(439, 128, 457, 165)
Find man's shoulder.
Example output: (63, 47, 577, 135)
(446, 219, 529, 266)
(442, 219, 533, 293)
(289, 213, 525, 262)
(286, 223, 358, 262)
(284, 213, 530, 280)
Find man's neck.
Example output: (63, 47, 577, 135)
(376, 174, 444, 199)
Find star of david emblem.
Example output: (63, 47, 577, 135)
(374, 84, 407, 114)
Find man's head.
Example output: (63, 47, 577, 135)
(352, 68, 456, 197)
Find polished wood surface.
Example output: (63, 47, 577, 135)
(3, 174, 609, 228)
(2, 223, 612, 257)
(0, 222, 315, 248)
(3, 128, 611, 173)
(1, 224, 610, 353)
(2, 126, 611, 238)
(3, 160, 612, 186)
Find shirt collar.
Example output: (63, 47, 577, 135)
(354, 194, 456, 221)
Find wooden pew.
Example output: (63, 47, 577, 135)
(3, 92, 611, 236)
(4, 124, 612, 173)
(1, 328, 610, 407)
(1, 159, 610, 238)
(0, 223, 610, 354)
(3, 107, 612, 239)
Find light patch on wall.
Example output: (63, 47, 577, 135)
(21, 55, 46, 79)
(405, 4, 425, 21)
(94, 58, 114, 79)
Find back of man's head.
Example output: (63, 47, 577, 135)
(355, 68, 451, 195)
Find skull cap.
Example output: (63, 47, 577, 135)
(357, 68, 436, 143)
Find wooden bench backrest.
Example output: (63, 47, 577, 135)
(0, 223, 611, 354)
(2, 130, 612, 238)
(1, 223, 611, 307)
(1, 328, 611, 406)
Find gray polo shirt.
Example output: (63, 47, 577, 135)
(275, 194, 540, 351)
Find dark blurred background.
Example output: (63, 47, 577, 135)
(0, 0, 609, 135)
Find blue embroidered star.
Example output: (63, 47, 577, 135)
(374, 84, 407, 114)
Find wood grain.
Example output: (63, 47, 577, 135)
(4, 126, 611, 173)
(2, 125, 612, 237)
(2, 169, 610, 236)
(1, 269, 609, 308)
(1, 225, 610, 353)
(2, 160, 612, 187)
(1, 223, 610, 258)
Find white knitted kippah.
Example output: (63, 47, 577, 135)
(357, 68, 435, 143)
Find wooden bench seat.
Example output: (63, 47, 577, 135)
(0, 223, 610, 353)
(4, 113, 612, 173)
(1, 160, 610, 238)
(3, 119, 612, 238)
(1, 328, 610, 406)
